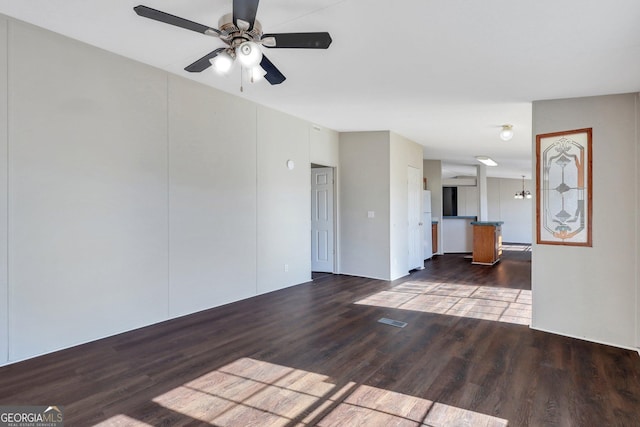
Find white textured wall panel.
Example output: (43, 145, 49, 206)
(257, 106, 311, 294)
(8, 21, 169, 360)
(0, 17, 8, 364)
(168, 76, 257, 317)
(532, 93, 638, 349)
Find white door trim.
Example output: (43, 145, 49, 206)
(311, 167, 335, 273)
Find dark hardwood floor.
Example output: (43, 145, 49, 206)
(1, 251, 639, 426)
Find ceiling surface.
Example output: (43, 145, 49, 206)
(1, 0, 639, 178)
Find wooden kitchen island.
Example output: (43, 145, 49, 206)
(470, 221, 504, 265)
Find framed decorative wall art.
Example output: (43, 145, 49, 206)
(536, 128, 592, 246)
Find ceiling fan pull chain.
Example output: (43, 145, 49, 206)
(240, 66, 244, 92)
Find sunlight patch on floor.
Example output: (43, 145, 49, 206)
(93, 415, 153, 426)
(356, 281, 531, 325)
(319, 384, 507, 427)
(134, 357, 509, 426)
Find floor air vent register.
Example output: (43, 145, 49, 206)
(377, 318, 408, 328)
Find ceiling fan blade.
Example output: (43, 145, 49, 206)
(185, 48, 226, 73)
(260, 56, 286, 85)
(134, 5, 220, 35)
(261, 32, 332, 49)
(233, 0, 260, 30)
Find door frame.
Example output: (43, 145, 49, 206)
(311, 164, 338, 274)
(407, 165, 424, 271)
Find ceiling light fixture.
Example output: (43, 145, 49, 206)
(475, 156, 498, 167)
(250, 65, 266, 83)
(500, 124, 514, 141)
(236, 41, 263, 68)
(209, 51, 235, 74)
(514, 175, 532, 199)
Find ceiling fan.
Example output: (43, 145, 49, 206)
(134, 0, 332, 85)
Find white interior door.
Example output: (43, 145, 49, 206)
(311, 167, 334, 272)
(408, 166, 423, 270)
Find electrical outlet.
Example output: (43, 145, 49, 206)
(284, 264, 289, 272)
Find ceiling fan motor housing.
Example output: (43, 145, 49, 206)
(218, 13, 263, 49)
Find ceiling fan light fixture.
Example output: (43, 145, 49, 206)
(500, 124, 514, 141)
(210, 51, 234, 74)
(135, 5, 332, 85)
(236, 41, 263, 68)
(249, 65, 266, 83)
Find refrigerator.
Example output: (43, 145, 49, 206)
(423, 190, 433, 259)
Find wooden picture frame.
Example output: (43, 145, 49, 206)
(536, 128, 592, 246)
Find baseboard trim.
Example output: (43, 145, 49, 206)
(530, 325, 639, 353)
(336, 271, 391, 282)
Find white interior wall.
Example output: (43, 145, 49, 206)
(634, 93, 640, 352)
(0, 17, 7, 365)
(532, 93, 638, 349)
(477, 165, 488, 221)
(487, 177, 533, 244)
(310, 125, 339, 168)
(7, 21, 169, 360)
(637, 93, 640, 350)
(487, 179, 500, 222)
(339, 131, 390, 280)
(0, 17, 328, 364)
(423, 160, 443, 255)
(389, 132, 423, 280)
(457, 186, 479, 217)
(257, 106, 311, 294)
(167, 76, 257, 318)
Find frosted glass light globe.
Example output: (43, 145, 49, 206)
(250, 65, 266, 82)
(236, 41, 263, 68)
(210, 51, 234, 74)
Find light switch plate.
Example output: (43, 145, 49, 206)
(367, 211, 375, 218)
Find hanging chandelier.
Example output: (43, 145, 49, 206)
(514, 175, 532, 199)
